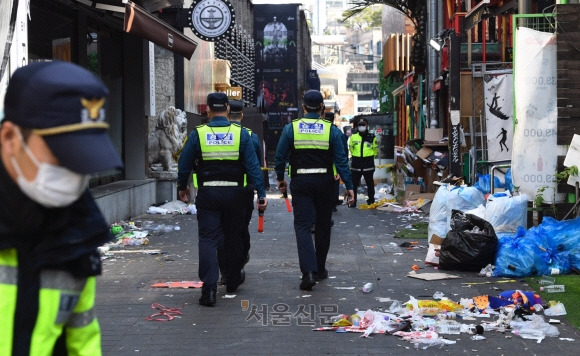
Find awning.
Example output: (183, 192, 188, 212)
(123, 1, 197, 60)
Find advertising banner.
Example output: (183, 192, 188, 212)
(484, 72, 513, 161)
(512, 27, 566, 203)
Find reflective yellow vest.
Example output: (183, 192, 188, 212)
(349, 132, 378, 158)
(289, 118, 333, 176)
(193, 124, 246, 188)
(0, 248, 101, 356)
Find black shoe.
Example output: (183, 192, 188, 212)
(218, 275, 228, 286)
(348, 203, 357, 208)
(315, 269, 328, 281)
(335, 199, 343, 206)
(367, 199, 375, 205)
(199, 289, 216, 306)
(226, 269, 246, 293)
(300, 272, 316, 291)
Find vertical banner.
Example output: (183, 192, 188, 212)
(513, 28, 566, 203)
(484, 73, 513, 161)
(254, 4, 299, 160)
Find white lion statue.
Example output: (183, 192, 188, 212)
(148, 106, 187, 171)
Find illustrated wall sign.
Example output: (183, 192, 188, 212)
(187, 0, 235, 42)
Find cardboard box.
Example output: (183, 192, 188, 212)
(416, 146, 434, 160)
(425, 128, 444, 142)
(429, 234, 445, 245)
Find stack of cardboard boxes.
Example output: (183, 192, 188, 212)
(394, 128, 448, 204)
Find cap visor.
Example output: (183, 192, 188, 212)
(43, 130, 123, 174)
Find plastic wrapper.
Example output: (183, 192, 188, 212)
(484, 193, 528, 233)
(439, 210, 498, 271)
(425, 185, 451, 265)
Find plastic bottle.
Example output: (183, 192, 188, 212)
(437, 311, 456, 320)
(540, 284, 565, 293)
(362, 283, 374, 293)
(350, 314, 361, 327)
(435, 323, 461, 334)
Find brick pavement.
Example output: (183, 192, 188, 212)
(96, 191, 580, 355)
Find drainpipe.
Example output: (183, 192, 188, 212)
(428, 0, 439, 128)
(518, 0, 531, 26)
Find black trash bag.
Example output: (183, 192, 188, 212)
(439, 210, 498, 271)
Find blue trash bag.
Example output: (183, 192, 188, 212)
(505, 168, 513, 193)
(538, 250, 571, 276)
(473, 173, 504, 194)
(537, 216, 580, 252)
(570, 250, 580, 273)
(493, 227, 540, 277)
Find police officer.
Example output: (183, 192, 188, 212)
(217, 99, 262, 285)
(275, 90, 354, 291)
(0, 61, 123, 355)
(348, 117, 378, 207)
(177, 93, 267, 306)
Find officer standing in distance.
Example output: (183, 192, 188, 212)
(348, 117, 378, 207)
(177, 93, 268, 306)
(275, 90, 354, 291)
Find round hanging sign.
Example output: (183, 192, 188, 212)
(187, 0, 235, 42)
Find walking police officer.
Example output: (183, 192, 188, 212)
(178, 93, 268, 306)
(275, 90, 354, 291)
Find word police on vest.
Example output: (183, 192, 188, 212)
(298, 122, 324, 134)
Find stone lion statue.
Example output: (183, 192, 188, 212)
(148, 106, 187, 171)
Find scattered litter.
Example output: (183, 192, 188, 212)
(145, 303, 183, 321)
(375, 297, 393, 303)
(559, 338, 575, 341)
(151, 281, 203, 288)
(407, 272, 461, 281)
(335, 287, 356, 290)
(223, 294, 236, 298)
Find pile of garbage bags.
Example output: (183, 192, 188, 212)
(425, 183, 580, 277)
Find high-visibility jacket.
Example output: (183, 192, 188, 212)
(0, 249, 101, 356)
(193, 124, 246, 188)
(289, 118, 333, 176)
(349, 132, 378, 171)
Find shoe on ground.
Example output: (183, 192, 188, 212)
(300, 272, 316, 291)
(199, 289, 217, 306)
(348, 203, 357, 208)
(366, 199, 375, 205)
(315, 269, 328, 281)
(218, 275, 228, 286)
(226, 269, 246, 293)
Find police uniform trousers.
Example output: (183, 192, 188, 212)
(217, 183, 254, 276)
(196, 186, 247, 291)
(352, 168, 375, 204)
(290, 174, 335, 274)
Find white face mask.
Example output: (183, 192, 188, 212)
(10, 129, 89, 208)
(358, 125, 367, 133)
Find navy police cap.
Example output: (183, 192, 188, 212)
(3, 61, 123, 174)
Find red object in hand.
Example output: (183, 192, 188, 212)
(284, 191, 292, 212)
(257, 198, 265, 232)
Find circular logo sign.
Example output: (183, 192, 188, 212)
(188, 0, 235, 42)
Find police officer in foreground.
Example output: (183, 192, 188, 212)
(217, 99, 262, 285)
(0, 61, 123, 355)
(275, 90, 354, 291)
(177, 93, 268, 306)
(348, 117, 378, 207)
